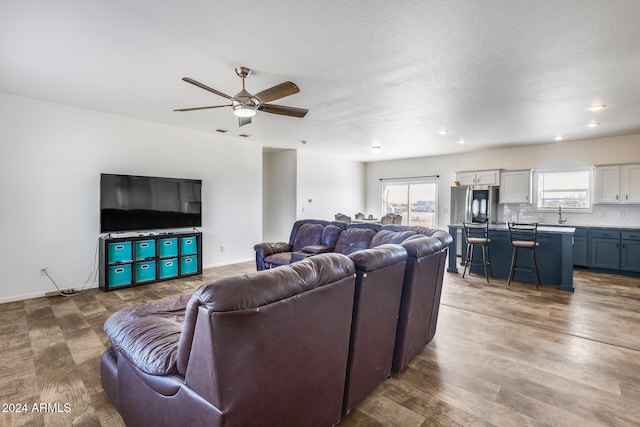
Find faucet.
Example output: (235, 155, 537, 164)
(558, 206, 568, 224)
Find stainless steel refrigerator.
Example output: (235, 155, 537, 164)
(450, 185, 499, 224)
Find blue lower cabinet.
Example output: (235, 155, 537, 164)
(108, 264, 132, 287)
(135, 261, 156, 282)
(159, 258, 179, 279)
(621, 239, 640, 272)
(181, 256, 198, 274)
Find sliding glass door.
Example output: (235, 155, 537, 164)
(382, 179, 438, 227)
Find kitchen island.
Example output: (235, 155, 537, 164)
(448, 224, 576, 292)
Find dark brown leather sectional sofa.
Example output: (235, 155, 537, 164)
(255, 220, 453, 374)
(101, 220, 452, 426)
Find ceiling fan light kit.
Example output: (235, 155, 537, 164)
(175, 66, 308, 127)
(233, 105, 256, 117)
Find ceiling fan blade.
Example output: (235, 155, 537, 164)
(182, 77, 235, 101)
(173, 104, 232, 112)
(254, 81, 300, 103)
(260, 104, 308, 118)
(238, 116, 252, 127)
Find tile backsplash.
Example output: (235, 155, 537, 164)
(499, 203, 640, 227)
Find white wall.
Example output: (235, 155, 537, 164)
(0, 92, 262, 303)
(263, 150, 297, 242)
(365, 134, 640, 229)
(260, 150, 365, 244)
(296, 151, 365, 222)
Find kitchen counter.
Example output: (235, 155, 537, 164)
(448, 224, 575, 292)
(530, 223, 640, 230)
(479, 223, 576, 234)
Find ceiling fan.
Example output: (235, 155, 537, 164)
(174, 67, 308, 127)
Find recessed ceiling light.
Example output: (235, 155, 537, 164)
(371, 146, 382, 154)
(458, 139, 465, 144)
(588, 104, 607, 111)
(587, 122, 600, 128)
(238, 134, 250, 138)
(438, 129, 449, 135)
(554, 135, 563, 141)
(216, 129, 228, 133)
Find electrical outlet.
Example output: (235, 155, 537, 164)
(220, 245, 226, 253)
(40, 267, 47, 276)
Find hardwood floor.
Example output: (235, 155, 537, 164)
(1, 260, 639, 426)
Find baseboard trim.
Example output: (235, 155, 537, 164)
(0, 282, 100, 304)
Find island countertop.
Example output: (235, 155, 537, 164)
(449, 223, 576, 234)
(448, 224, 575, 292)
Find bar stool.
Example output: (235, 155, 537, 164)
(507, 222, 541, 290)
(462, 222, 493, 283)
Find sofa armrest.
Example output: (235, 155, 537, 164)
(254, 242, 292, 257)
(254, 242, 293, 270)
(301, 244, 333, 254)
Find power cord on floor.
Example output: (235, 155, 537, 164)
(44, 238, 101, 297)
(43, 269, 84, 297)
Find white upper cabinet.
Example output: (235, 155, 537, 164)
(595, 164, 640, 204)
(500, 170, 532, 204)
(456, 170, 500, 186)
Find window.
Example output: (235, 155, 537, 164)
(535, 168, 592, 212)
(382, 179, 438, 227)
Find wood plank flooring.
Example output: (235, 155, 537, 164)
(1, 260, 639, 426)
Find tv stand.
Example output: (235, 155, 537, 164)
(99, 231, 202, 291)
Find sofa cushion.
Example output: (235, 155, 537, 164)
(370, 230, 417, 247)
(105, 313, 181, 376)
(334, 227, 378, 255)
(292, 223, 324, 251)
(321, 224, 343, 247)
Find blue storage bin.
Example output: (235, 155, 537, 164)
(180, 236, 198, 255)
(108, 264, 132, 287)
(181, 256, 198, 275)
(135, 240, 156, 260)
(159, 258, 178, 279)
(108, 241, 132, 264)
(135, 261, 156, 282)
(159, 238, 178, 258)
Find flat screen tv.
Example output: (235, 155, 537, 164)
(100, 173, 202, 233)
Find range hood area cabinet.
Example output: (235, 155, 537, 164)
(456, 169, 501, 186)
(500, 169, 533, 204)
(595, 164, 640, 204)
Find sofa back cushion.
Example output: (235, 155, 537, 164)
(382, 224, 453, 248)
(321, 224, 343, 247)
(292, 223, 324, 251)
(176, 253, 356, 426)
(370, 230, 417, 247)
(334, 227, 378, 255)
(177, 253, 356, 375)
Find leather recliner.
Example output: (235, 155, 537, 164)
(342, 243, 408, 415)
(101, 253, 357, 427)
(382, 225, 453, 372)
(254, 219, 345, 270)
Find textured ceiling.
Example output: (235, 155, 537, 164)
(2, 0, 640, 161)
